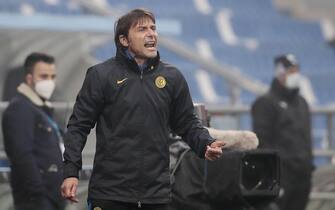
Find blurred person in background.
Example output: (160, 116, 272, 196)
(60, 8, 226, 210)
(2, 52, 65, 210)
(251, 54, 313, 210)
(297, 70, 317, 106)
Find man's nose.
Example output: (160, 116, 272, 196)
(147, 29, 156, 37)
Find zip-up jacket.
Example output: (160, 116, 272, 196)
(251, 79, 313, 185)
(63, 49, 215, 204)
(2, 83, 64, 207)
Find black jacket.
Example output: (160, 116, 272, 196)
(251, 79, 313, 184)
(63, 50, 214, 204)
(2, 83, 64, 206)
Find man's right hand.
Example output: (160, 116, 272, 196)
(61, 177, 79, 203)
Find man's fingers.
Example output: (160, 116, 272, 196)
(69, 196, 79, 203)
(70, 183, 77, 197)
(206, 153, 221, 161)
(205, 153, 214, 161)
(61, 182, 70, 198)
(68, 184, 79, 203)
(205, 145, 223, 161)
(211, 140, 226, 148)
(61, 177, 79, 202)
(210, 152, 222, 159)
(207, 146, 223, 154)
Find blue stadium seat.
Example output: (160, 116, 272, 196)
(93, 0, 335, 105)
(0, 0, 85, 15)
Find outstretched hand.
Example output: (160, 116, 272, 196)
(205, 141, 226, 161)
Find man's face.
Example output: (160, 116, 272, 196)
(26, 61, 56, 87)
(283, 66, 299, 82)
(120, 18, 158, 65)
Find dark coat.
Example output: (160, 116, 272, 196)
(63, 49, 214, 204)
(2, 85, 64, 207)
(251, 79, 313, 186)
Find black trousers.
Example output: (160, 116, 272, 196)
(88, 199, 169, 210)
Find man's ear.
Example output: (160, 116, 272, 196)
(25, 74, 34, 87)
(119, 35, 129, 47)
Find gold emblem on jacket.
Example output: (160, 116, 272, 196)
(93, 207, 102, 210)
(155, 76, 166, 89)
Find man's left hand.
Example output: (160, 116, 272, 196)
(205, 141, 226, 161)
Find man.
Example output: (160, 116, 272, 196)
(61, 9, 225, 210)
(2, 52, 65, 210)
(251, 54, 313, 210)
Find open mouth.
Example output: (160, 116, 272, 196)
(144, 41, 156, 48)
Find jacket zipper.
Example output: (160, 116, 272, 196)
(140, 69, 143, 79)
(138, 68, 144, 208)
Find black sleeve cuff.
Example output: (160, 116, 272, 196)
(63, 162, 79, 179)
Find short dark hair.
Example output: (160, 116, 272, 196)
(274, 54, 299, 69)
(24, 52, 55, 75)
(114, 8, 155, 49)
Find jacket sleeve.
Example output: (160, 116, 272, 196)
(2, 102, 45, 197)
(301, 97, 314, 164)
(63, 68, 104, 178)
(169, 72, 214, 158)
(251, 97, 276, 148)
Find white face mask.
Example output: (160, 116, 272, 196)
(34, 80, 56, 100)
(285, 73, 301, 89)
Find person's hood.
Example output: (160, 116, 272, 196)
(17, 83, 53, 108)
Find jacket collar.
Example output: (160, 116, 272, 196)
(115, 47, 160, 73)
(270, 78, 299, 101)
(17, 83, 53, 108)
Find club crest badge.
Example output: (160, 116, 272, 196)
(155, 76, 166, 89)
(93, 207, 102, 210)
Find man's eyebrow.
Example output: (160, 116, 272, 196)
(136, 22, 155, 26)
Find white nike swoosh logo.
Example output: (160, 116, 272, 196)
(116, 78, 128, 85)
